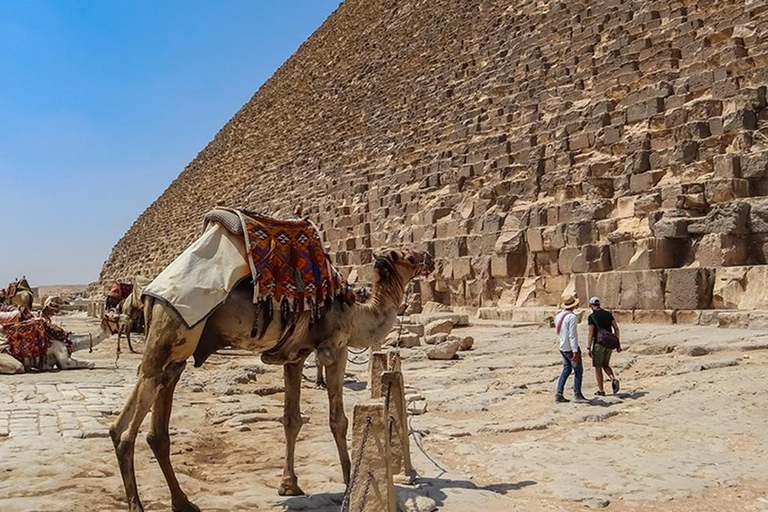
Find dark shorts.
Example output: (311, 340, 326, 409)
(593, 343, 612, 368)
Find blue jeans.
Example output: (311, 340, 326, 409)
(556, 350, 583, 397)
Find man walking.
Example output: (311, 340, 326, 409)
(587, 296, 622, 396)
(554, 294, 587, 403)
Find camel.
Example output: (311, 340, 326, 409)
(7, 278, 34, 310)
(0, 308, 111, 374)
(110, 246, 433, 512)
(116, 293, 142, 354)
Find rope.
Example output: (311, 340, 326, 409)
(340, 416, 373, 512)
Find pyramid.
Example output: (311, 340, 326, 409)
(101, 0, 768, 320)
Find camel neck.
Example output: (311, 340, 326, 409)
(348, 277, 405, 347)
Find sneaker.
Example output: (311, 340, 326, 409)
(594, 390, 606, 396)
(555, 394, 570, 403)
(612, 379, 620, 394)
(574, 394, 589, 403)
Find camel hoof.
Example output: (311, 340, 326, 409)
(278, 481, 305, 496)
(172, 501, 201, 512)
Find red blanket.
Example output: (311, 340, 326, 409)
(240, 212, 347, 316)
(108, 282, 134, 299)
(2, 319, 73, 363)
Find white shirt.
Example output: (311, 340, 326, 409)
(555, 310, 579, 353)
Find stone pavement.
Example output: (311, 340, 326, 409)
(0, 382, 125, 439)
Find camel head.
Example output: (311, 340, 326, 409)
(42, 296, 63, 317)
(373, 246, 434, 290)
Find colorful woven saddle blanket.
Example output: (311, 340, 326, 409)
(1, 319, 72, 362)
(236, 209, 348, 317)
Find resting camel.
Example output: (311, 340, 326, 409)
(7, 280, 34, 310)
(0, 306, 111, 374)
(110, 246, 434, 512)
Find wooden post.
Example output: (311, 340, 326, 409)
(370, 351, 403, 398)
(349, 402, 396, 512)
(382, 371, 415, 480)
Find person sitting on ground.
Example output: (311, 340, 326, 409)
(554, 294, 588, 403)
(587, 296, 622, 396)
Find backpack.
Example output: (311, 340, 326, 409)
(596, 325, 620, 350)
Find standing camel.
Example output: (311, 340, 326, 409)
(7, 278, 34, 310)
(110, 246, 433, 512)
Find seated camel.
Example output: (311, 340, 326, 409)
(0, 299, 111, 374)
(110, 208, 434, 512)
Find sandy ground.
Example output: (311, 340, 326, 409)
(1, 313, 767, 511)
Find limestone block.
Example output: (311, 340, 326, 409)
(514, 277, 540, 307)
(740, 266, 768, 309)
(748, 312, 768, 330)
(542, 224, 566, 251)
(688, 201, 750, 235)
(609, 240, 637, 270)
(494, 230, 525, 253)
(624, 238, 679, 270)
(526, 227, 545, 252)
(612, 309, 634, 324)
(740, 151, 768, 179)
(620, 270, 665, 310)
(651, 217, 689, 239)
(664, 268, 714, 310)
(558, 247, 580, 274)
(717, 312, 750, 329)
(713, 154, 741, 178)
(634, 194, 662, 215)
(633, 310, 675, 324)
(747, 199, 768, 233)
(695, 234, 748, 267)
(712, 267, 747, 309)
(571, 244, 611, 273)
(459, 336, 474, 351)
(491, 253, 525, 278)
(675, 310, 702, 325)
(585, 272, 621, 310)
(426, 339, 461, 360)
(615, 196, 636, 218)
(385, 333, 421, 348)
(452, 258, 473, 280)
(704, 179, 750, 204)
(566, 221, 597, 247)
(424, 319, 453, 336)
(535, 251, 560, 277)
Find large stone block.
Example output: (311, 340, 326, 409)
(620, 270, 665, 310)
(494, 230, 525, 254)
(712, 266, 747, 309)
(740, 151, 768, 179)
(747, 199, 768, 233)
(664, 268, 714, 310)
(688, 201, 750, 235)
(571, 244, 611, 273)
(740, 266, 768, 310)
(704, 179, 750, 204)
(490, 253, 526, 278)
(633, 309, 675, 324)
(526, 227, 545, 252)
(695, 234, 748, 267)
(534, 250, 560, 277)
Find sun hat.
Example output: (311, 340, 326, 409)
(589, 296, 601, 306)
(560, 294, 579, 309)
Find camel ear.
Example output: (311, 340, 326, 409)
(389, 250, 399, 261)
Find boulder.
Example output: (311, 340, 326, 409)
(424, 333, 450, 345)
(426, 339, 461, 360)
(397, 488, 438, 512)
(424, 319, 454, 335)
(459, 335, 474, 351)
(385, 333, 421, 348)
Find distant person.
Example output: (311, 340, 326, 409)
(587, 297, 622, 396)
(554, 294, 587, 403)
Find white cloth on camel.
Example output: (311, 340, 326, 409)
(142, 222, 250, 328)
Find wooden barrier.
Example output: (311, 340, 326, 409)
(382, 371, 415, 481)
(346, 401, 396, 512)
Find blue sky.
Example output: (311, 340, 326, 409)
(0, 0, 341, 286)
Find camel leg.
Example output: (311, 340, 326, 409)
(0, 353, 24, 374)
(52, 343, 95, 370)
(316, 361, 326, 388)
(326, 347, 351, 485)
(126, 317, 136, 353)
(110, 370, 163, 512)
(146, 361, 199, 512)
(279, 358, 307, 496)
